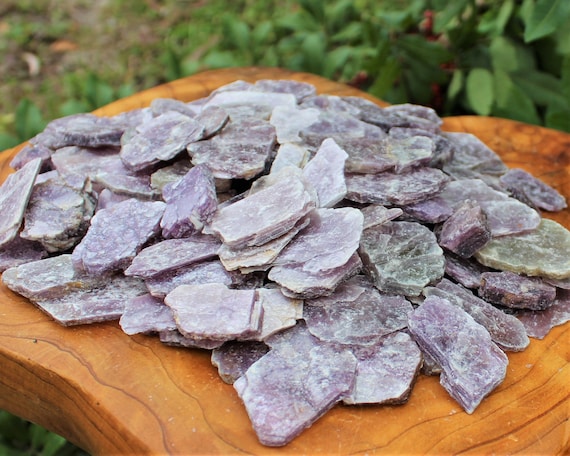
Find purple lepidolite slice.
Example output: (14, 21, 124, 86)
(304, 276, 413, 345)
(194, 105, 229, 138)
(203, 90, 296, 119)
(342, 331, 422, 405)
(359, 220, 445, 296)
(479, 271, 557, 310)
(160, 164, 218, 238)
(210, 168, 316, 248)
(437, 200, 491, 258)
(443, 252, 493, 289)
(254, 288, 303, 340)
(119, 293, 177, 335)
(345, 167, 449, 206)
(20, 176, 96, 252)
(211, 341, 270, 384)
(269, 143, 310, 173)
(361, 205, 403, 230)
(270, 105, 320, 144)
(408, 295, 508, 414)
(499, 168, 567, 212)
(0, 236, 47, 272)
(0, 157, 42, 247)
(234, 322, 357, 446)
(124, 234, 220, 279)
(72, 198, 165, 275)
(423, 278, 529, 351)
(158, 329, 224, 350)
(188, 117, 276, 180)
(302, 138, 348, 208)
(164, 283, 262, 341)
(120, 111, 206, 171)
(516, 289, 570, 339)
(254, 79, 317, 102)
(474, 218, 570, 279)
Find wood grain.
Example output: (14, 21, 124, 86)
(0, 67, 568, 455)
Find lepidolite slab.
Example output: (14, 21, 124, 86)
(210, 169, 316, 248)
(516, 289, 570, 339)
(234, 323, 357, 447)
(0, 236, 47, 272)
(479, 271, 557, 310)
(119, 293, 177, 335)
(72, 198, 165, 275)
(423, 278, 529, 351)
(254, 288, 303, 340)
(343, 331, 422, 405)
(164, 283, 262, 341)
(359, 220, 445, 296)
(474, 218, 570, 279)
(211, 341, 270, 384)
(0, 157, 42, 247)
(160, 164, 218, 238)
(500, 168, 567, 212)
(408, 295, 508, 414)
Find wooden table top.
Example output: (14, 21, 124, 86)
(0, 67, 568, 455)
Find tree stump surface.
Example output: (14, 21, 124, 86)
(0, 67, 568, 455)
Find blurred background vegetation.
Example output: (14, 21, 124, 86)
(0, 0, 569, 453)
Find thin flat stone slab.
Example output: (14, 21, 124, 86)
(269, 143, 310, 173)
(437, 201, 491, 258)
(423, 278, 529, 351)
(269, 252, 363, 299)
(150, 160, 193, 193)
(479, 271, 557, 310)
(253, 79, 317, 102)
(387, 126, 455, 168)
(210, 169, 316, 248)
(345, 167, 450, 206)
(361, 205, 403, 230)
(499, 168, 567, 212)
(124, 234, 220, 279)
(160, 164, 218, 238)
(233, 323, 357, 447)
(72, 199, 166, 275)
(144, 260, 238, 298)
(269, 105, 320, 144)
(194, 105, 229, 138)
(408, 295, 508, 414)
(203, 90, 297, 119)
(0, 157, 42, 247)
(211, 341, 270, 384)
(9, 143, 52, 171)
(20, 176, 96, 252)
(402, 196, 454, 224)
(188, 117, 276, 180)
(516, 289, 570, 339)
(120, 111, 206, 171)
(158, 329, 224, 350)
(383, 135, 435, 173)
(119, 293, 177, 335)
(342, 331, 422, 405)
(474, 218, 570, 279)
(359, 221, 445, 296)
(254, 288, 303, 340)
(444, 252, 494, 289)
(0, 236, 47, 272)
(304, 277, 413, 345)
(302, 138, 348, 208)
(164, 284, 262, 341)
(33, 274, 147, 326)
(149, 97, 198, 118)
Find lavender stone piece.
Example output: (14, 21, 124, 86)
(0, 157, 42, 247)
(444, 252, 493, 289)
(149, 97, 197, 118)
(119, 293, 177, 335)
(72, 199, 165, 275)
(270, 105, 320, 144)
(438, 200, 491, 258)
(341, 138, 397, 174)
(301, 95, 363, 116)
(124, 234, 220, 278)
(234, 323, 357, 446)
(0, 236, 47, 272)
(474, 219, 570, 279)
(254, 79, 317, 102)
(387, 126, 455, 168)
(188, 117, 276, 180)
(361, 205, 403, 230)
(302, 138, 348, 208)
(120, 111, 205, 171)
(194, 105, 229, 138)
(210, 168, 316, 248)
(150, 160, 193, 193)
(499, 168, 567, 212)
(158, 329, 224, 350)
(402, 196, 454, 224)
(343, 332, 422, 405)
(203, 90, 297, 119)
(386, 135, 434, 173)
(359, 221, 445, 296)
(20, 176, 96, 252)
(211, 341, 270, 384)
(408, 295, 508, 414)
(345, 167, 450, 206)
(144, 260, 237, 298)
(254, 288, 303, 340)
(33, 274, 147, 326)
(9, 143, 52, 171)
(160, 164, 218, 238)
(516, 289, 570, 339)
(479, 271, 557, 310)
(95, 189, 132, 211)
(423, 278, 529, 351)
(304, 277, 413, 345)
(269, 143, 310, 173)
(165, 284, 262, 341)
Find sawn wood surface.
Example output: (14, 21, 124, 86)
(0, 67, 568, 455)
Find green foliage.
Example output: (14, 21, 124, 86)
(0, 411, 87, 456)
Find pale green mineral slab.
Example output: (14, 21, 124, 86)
(474, 219, 570, 279)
